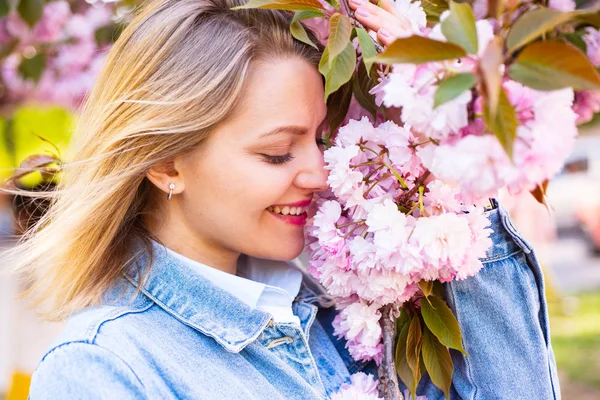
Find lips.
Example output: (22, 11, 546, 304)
(266, 199, 312, 226)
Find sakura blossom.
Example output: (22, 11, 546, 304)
(306, 117, 493, 361)
(0, 0, 116, 110)
(332, 300, 384, 363)
(330, 373, 382, 400)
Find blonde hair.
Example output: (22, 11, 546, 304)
(2, 0, 322, 320)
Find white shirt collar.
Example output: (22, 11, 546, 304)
(160, 244, 303, 326)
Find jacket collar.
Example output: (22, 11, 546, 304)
(124, 240, 273, 353)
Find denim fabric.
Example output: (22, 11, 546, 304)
(29, 242, 357, 399)
(402, 203, 561, 400)
(29, 203, 559, 399)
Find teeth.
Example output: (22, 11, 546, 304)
(267, 205, 307, 215)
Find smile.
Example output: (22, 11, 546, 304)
(266, 205, 307, 216)
(265, 199, 312, 226)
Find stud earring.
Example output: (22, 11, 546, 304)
(167, 183, 175, 200)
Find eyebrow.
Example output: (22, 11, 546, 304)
(259, 125, 309, 138)
(259, 116, 328, 139)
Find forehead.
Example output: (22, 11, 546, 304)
(222, 57, 327, 138)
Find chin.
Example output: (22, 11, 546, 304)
(257, 238, 305, 261)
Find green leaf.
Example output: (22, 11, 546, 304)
(290, 21, 318, 49)
(563, 32, 587, 53)
(432, 281, 445, 298)
(575, 12, 600, 28)
(322, 0, 340, 10)
(375, 35, 467, 65)
(0, 0, 10, 18)
(479, 36, 504, 120)
(352, 61, 378, 118)
(441, 1, 478, 54)
(290, 10, 323, 49)
(420, 296, 467, 354)
(355, 27, 376, 78)
(319, 43, 356, 102)
(11, 105, 75, 187)
(433, 72, 476, 109)
(395, 317, 414, 395)
(508, 40, 600, 91)
(421, 0, 449, 21)
(0, 38, 18, 59)
(325, 80, 353, 134)
(506, 8, 576, 54)
(484, 88, 518, 159)
(396, 307, 412, 337)
(292, 9, 324, 22)
(418, 280, 434, 297)
(95, 23, 126, 47)
(327, 13, 352, 65)
(18, 0, 45, 27)
(231, 0, 323, 11)
(422, 326, 453, 400)
(18, 53, 46, 83)
(406, 316, 423, 394)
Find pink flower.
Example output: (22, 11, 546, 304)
(548, 0, 576, 11)
(32, 1, 71, 43)
(312, 200, 342, 243)
(366, 199, 410, 259)
(573, 90, 600, 125)
(324, 145, 364, 202)
(330, 373, 382, 400)
(392, 0, 427, 33)
(410, 213, 473, 270)
(584, 28, 600, 67)
(419, 135, 511, 200)
(423, 180, 462, 214)
(381, 64, 471, 139)
(335, 117, 377, 147)
(333, 300, 383, 363)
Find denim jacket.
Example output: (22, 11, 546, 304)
(29, 205, 560, 400)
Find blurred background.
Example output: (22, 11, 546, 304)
(0, 0, 600, 399)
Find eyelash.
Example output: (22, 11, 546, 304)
(263, 138, 326, 165)
(263, 153, 295, 164)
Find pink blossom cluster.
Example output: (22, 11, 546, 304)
(305, 117, 493, 361)
(573, 28, 600, 125)
(330, 372, 382, 400)
(373, 8, 579, 200)
(0, 0, 116, 110)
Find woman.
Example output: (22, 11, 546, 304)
(4, 0, 559, 398)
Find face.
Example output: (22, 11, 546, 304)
(171, 57, 328, 268)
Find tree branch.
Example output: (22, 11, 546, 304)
(395, 170, 431, 205)
(378, 303, 403, 400)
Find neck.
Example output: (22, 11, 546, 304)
(144, 209, 239, 275)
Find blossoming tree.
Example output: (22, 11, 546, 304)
(234, 0, 600, 398)
(0, 0, 133, 186)
(2, 0, 600, 398)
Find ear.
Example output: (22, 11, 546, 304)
(145, 159, 185, 196)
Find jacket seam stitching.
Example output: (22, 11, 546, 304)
(480, 249, 522, 264)
(84, 299, 155, 343)
(124, 274, 270, 351)
(447, 284, 478, 400)
(39, 341, 146, 391)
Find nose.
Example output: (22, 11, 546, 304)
(294, 145, 329, 192)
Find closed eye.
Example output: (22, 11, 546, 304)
(262, 153, 295, 164)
